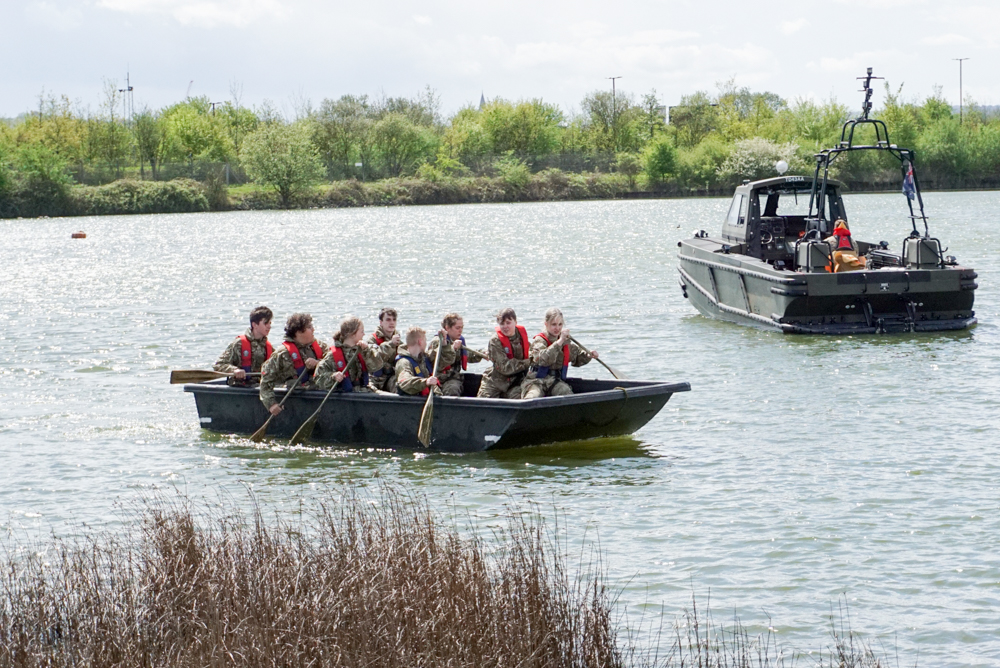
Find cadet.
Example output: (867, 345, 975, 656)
(395, 326, 441, 397)
(521, 308, 598, 399)
(214, 306, 274, 384)
(366, 307, 401, 392)
(314, 316, 383, 393)
(427, 313, 489, 397)
(476, 308, 531, 399)
(259, 313, 330, 416)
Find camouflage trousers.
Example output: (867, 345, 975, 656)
(476, 376, 524, 399)
(441, 378, 464, 397)
(521, 378, 573, 399)
(370, 372, 397, 394)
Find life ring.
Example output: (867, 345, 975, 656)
(71, 232, 86, 239)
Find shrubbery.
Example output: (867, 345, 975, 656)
(72, 179, 210, 216)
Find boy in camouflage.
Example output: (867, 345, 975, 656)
(214, 306, 273, 384)
(427, 312, 489, 397)
(521, 308, 598, 399)
(395, 326, 441, 396)
(314, 316, 385, 393)
(476, 308, 531, 399)
(365, 307, 401, 392)
(259, 313, 330, 415)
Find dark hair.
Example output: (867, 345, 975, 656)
(333, 316, 364, 343)
(495, 308, 517, 324)
(442, 312, 462, 329)
(379, 307, 398, 322)
(284, 313, 313, 339)
(250, 306, 273, 326)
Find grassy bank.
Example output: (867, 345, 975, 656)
(1, 489, 892, 667)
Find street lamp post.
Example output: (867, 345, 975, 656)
(607, 76, 621, 151)
(953, 57, 969, 125)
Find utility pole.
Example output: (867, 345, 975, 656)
(953, 57, 969, 125)
(118, 70, 134, 126)
(607, 76, 622, 151)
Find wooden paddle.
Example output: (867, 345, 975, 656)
(288, 349, 359, 446)
(417, 334, 445, 448)
(250, 372, 305, 443)
(170, 370, 260, 384)
(568, 335, 628, 380)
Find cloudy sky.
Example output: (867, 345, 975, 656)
(3, 0, 997, 119)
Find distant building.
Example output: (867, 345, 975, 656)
(480, 92, 486, 110)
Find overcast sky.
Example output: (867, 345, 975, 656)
(3, 0, 997, 120)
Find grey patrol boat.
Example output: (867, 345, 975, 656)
(677, 69, 978, 334)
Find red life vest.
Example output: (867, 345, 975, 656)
(534, 332, 570, 381)
(374, 332, 386, 345)
(496, 326, 529, 360)
(283, 340, 323, 382)
(395, 353, 431, 396)
(239, 335, 273, 373)
(834, 226, 854, 251)
(332, 346, 368, 392)
(440, 335, 469, 373)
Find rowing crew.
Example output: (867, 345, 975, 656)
(214, 306, 599, 416)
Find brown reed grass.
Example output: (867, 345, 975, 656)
(1, 488, 896, 668)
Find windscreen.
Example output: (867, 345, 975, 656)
(761, 189, 811, 217)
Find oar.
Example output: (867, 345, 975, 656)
(250, 372, 304, 443)
(288, 349, 359, 446)
(568, 335, 628, 380)
(170, 370, 260, 384)
(417, 334, 445, 448)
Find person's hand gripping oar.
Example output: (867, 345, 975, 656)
(567, 335, 627, 380)
(288, 349, 359, 446)
(250, 370, 306, 443)
(417, 332, 446, 448)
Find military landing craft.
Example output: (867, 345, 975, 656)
(677, 69, 978, 334)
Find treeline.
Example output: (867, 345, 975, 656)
(2, 79, 999, 217)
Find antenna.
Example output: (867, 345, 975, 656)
(856, 67, 883, 120)
(186, 80, 194, 98)
(953, 58, 969, 125)
(607, 76, 622, 149)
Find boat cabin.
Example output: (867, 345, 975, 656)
(720, 175, 852, 271)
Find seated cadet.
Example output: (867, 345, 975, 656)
(522, 308, 598, 399)
(427, 312, 489, 397)
(259, 313, 330, 416)
(314, 316, 383, 393)
(476, 308, 531, 399)
(395, 326, 441, 397)
(366, 307, 401, 393)
(214, 305, 274, 384)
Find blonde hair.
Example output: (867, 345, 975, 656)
(544, 307, 564, 324)
(333, 316, 364, 343)
(405, 325, 426, 347)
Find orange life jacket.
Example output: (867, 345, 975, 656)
(495, 326, 529, 360)
(283, 340, 323, 382)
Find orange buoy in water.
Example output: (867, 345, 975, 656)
(71, 231, 87, 239)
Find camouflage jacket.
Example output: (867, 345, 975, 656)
(480, 331, 531, 392)
(427, 335, 488, 384)
(364, 326, 400, 388)
(258, 338, 330, 408)
(394, 345, 437, 396)
(314, 341, 384, 391)
(214, 328, 272, 374)
(525, 335, 591, 386)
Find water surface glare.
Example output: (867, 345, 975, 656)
(2, 193, 999, 665)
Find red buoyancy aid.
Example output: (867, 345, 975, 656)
(283, 340, 324, 381)
(440, 335, 469, 373)
(496, 326, 529, 360)
(374, 333, 386, 345)
(332, 346, 368, 392)
(239, 335, 273, 373)
(534, 332, 570, 381)
(833, 226, 854, 251)
(395, 353, 431, 396)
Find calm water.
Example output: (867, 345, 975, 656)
(2, 192, 998, 665)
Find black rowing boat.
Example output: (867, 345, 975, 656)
(184, 374, 689, 453)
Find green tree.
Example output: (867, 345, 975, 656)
(372, 113, 434, 177)
(162, 98, 233, 167)
(12, 143, 73, 215)
(716, 137, 802, 184)
(643, 137, 677, 184)
(641, 90, 666, 141)
(241, 121, 324, 206)
(441, 106, 492, 172)
(670, 91, 717, 148)
(581, 90, 643, 152)
(615, 152, 642, 188)
(481, 99, 562, 155)
(313, 95, 373, 179)
(133, 108, 165, 179)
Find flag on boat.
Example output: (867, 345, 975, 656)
(903, 162, 916, 200)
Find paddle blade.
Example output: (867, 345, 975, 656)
(289, 415, 318, 446)
(601, 360, 628, 380)
(170, 369, 229, 384)
(417, 396, 434, 447)
(249, 415, 273, 443)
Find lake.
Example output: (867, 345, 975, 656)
(2, 191, 998, 665)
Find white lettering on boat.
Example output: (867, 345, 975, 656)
(484, 435, 501, 444)
(199, 417, 212, 424)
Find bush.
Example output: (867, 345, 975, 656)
(72, 179, 210, 216)
(716, 137, 803, 185)
(493, 154, 531, 193)
(242, 122, 325, 206)
(643, 138, 677, 185)
(8, 143, 73, 216)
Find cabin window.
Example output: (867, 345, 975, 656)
(739, 195, 750, 225)
(725, 194, 745, 227)
(762, 189, 811, 217)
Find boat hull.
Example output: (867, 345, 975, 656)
(678, 237, 977, 334)
(185, 375, 689, 453)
